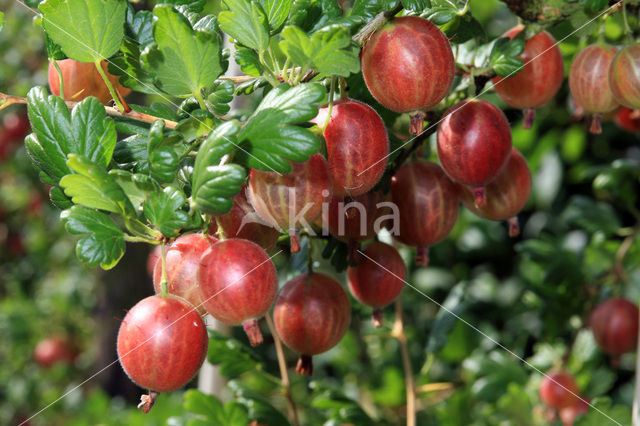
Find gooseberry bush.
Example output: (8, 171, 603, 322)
(2, 0, 640, 425)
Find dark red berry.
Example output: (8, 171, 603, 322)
(539, 372, 580, 409)
(248, 154, 332, 253)
(273, 273, 351, 375)
(198, 239, 277, 346)
(457, 148, 531, 236)
(437, 100, 512, 207)
(614, 107, 640, 132)
(34, 336, 77, 368)
(391, 160, 459, 266)
(347, 242, 405, 327)
(361, 16, 454, 134)
(492, 27, 564, 129)
(212, 186, 280, 250)
(117, 295, 208, 392)
(314, 99, 388, 196)
(590, 298, 639, 356)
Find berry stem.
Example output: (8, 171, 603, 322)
(523, 108, 535, 129)
(508, 216, 520, 237)
(52, 60, 65, 99)
(160, 241, 169, 296)
(137, 391, 159, 414)
(372, 308, 384, 328)
(473, 186, 487, 208)
(347, 240, 360, 265)
(93, 60, 125, 112)
(393, 298, 416, 426)
(409, 111, 425, 135)
(320, 76, 337, 131)
(242, 319, 264, 346)
(589, 113, 603, 134)
(296, 354, 313, 375)
(290, 229, 301, 253)
(415, 246, 429, 267)
(265, 315, 300, 426)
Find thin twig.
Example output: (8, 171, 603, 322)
(393, 298, 416, 426)
(0, 92, 178, 129)
(265, 315, 299, 426)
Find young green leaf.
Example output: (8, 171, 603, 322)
(142, 5, 224, 97)
(234, 47, 264, 77)
(259, 0, 293, 33)
(147, 120, 182, 184)
(61, 205, 126, 269)
(205, 79, 235, 116)
(490, 37, 525, 77)
(403, 0, 431, 12)
(39, 0, 127, 62)
(279, 26, 360, 77)
(109, 170, 160, 211)
(25, 87, 117, 184)
(192, 121, 246, 215)
(236, 83, 324, 173)
(143, 186, 190, 237)
(183, 390, 250, 426)
(218, 0, 270, 52)
(60, 154, 136, 217)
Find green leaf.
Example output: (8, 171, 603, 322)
(205, 79, 235, 116)
(26, 87, 117, 184)
(183, 390, 249, 426)
(423, 6, 457, 25)
(39, 0, 127, 62)
(49, 185, 73, 209)
(234, 47, 263, 77)
(0, 12, 4, 32)
(113, 135, 150, 173)
(219, 0, 270, 52)
(280, 26, 360, 77)
(259, 0, 293, 32)
(426, 283, 467, 353)
(206, 331, 260, 378)
(61, 206, 126, 269)
(147, 120, 182, 184)
(143, 186, 190, 237)
(228, 381, 291, 426)
(579, 0, 608, 12)
(490, 37, 525, 77)
(236, 83, 324, 173)
(163, 0, 207, 13)
(192, 121, 246, 215)
(109, 170, 160, 211)
(142, 5, 224, 97)
(60, 154, 136, 216)
(574, 398, 631, 426)
(402, 0, 430, 12)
